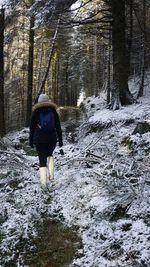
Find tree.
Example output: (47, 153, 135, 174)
(0, 8, 6, 136)
(4, 0, 150, 134)
(106, 30, 111, 104)
(127, 0, 133, 74)
(110, 0, 134, 109)
(67, 0, 138, 108)
(137, 0, 146, 97)
(35, 18, 60, 103)
(26, 14, 35, 126)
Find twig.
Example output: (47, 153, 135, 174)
(86, 136, 102, 151)
(59, 156, 101, 166)
(86, 151, 104, 159)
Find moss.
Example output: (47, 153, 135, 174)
(121, 136, 134, 150)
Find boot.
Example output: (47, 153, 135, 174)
(39, 167, 47, 189)
(46, 168, 50, 182)
(47, 156, 54, 179)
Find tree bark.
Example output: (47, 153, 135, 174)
(26, 15, 35, 127)
(107, 30, 111, 104)
(137, 0, 146, 98)
(0, 8, 6, 136)
(127, 0, 133, 73)
(65, 55, 70, 105)
(110, 0, 134, 109)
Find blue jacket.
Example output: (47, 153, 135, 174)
(29, 101, 63, 147)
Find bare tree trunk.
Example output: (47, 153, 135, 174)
(65, 55, 70, 105)
(137, 0, 146, 98)
(51, 52, 59, 103)
(127, 0, 133, 73)
(35, 18, 60, 103)
(93, 35, 98, 96)
(107, 31, 111, 104)
(110, 0, 134, 109)
(21, 15, 26, 123)
(0, 8, 6, 136)
(26, 15, 35, 126)
(36, 41, 44, 94)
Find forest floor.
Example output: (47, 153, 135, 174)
(0, 79, 150, 267)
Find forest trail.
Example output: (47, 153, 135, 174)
(0, 107, 83, 267)
(0, 0, 150, 265)
(0, 100, 150, 267)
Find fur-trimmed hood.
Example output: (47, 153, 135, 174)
(33, 101, 57, 111)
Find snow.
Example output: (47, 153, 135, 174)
(0, 0, 8, 7)
(71, 1, 80, 10)
(90, 102, 148, 124)
(0, 78, 150, 266)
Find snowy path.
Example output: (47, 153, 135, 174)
(1, 93, 150, 266)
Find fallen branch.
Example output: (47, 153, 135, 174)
(59, 156, 101, 166)
(86, 151, 104, 159)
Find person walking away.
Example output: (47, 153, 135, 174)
(29, 94, 63, 189)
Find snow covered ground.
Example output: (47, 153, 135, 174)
(0, 79, 150, 266)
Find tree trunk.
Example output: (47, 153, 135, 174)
(52, 52, 59, 104)
(35, 18, 60, 103)
(26, 15, 35, 127)
(127, 0, 133, 73)
(65, 56, 69, 105)
(0, 9, 6, 137)
(21, 15, 26, 123)
(110, 0, 134, 109)
(137, 0, 146, 98)
(107, 31, 111, 104)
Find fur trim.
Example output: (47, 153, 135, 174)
(33, 101, 57, 111)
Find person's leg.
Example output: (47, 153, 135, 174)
(39, 167, 47, 189)
(36, 144, 47, 167)
(36, 144, 48, 188)
(47, 156, 54, 179)
(47, 144, 56, 179)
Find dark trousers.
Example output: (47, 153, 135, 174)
(36, 143, 56, 167)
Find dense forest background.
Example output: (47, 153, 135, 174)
(0, 0, 150, 134)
